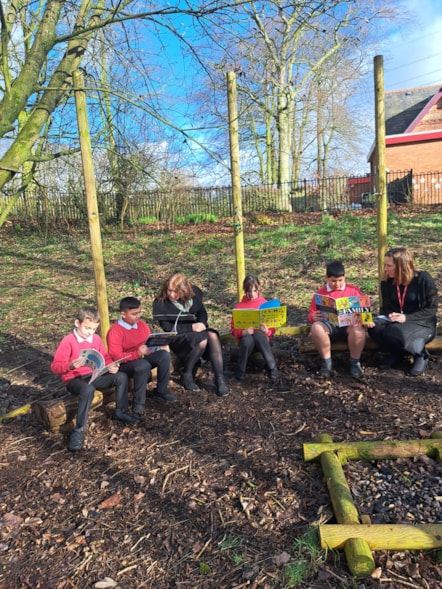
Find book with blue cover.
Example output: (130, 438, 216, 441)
(79, 349, 130, 384)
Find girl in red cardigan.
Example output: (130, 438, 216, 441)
(231, 275, 279, 382)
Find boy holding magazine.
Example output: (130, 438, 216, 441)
(107, 296, 176, 413)
(51, 305, 139, 452)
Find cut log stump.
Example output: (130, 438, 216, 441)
(32, 388, 115, 433)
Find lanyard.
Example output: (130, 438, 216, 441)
(396, 284, 408, 313)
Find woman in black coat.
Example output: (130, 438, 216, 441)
(368, 247, 438, 376)
(153, 273, 228, 396)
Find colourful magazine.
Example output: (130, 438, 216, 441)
(314, 294, 372, 327)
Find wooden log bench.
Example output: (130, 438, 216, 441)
(32, 388, 116, 433)
(222, 326, 442, 355)
(33, 366, 158, 433)
(34, 329, 442, 432)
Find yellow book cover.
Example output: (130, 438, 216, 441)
(232, 306, 287, 329)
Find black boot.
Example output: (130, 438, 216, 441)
(409, 349, 429, 376)
(215, 375, 229, 397)
(181, 371, 200, 391)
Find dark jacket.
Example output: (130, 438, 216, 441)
(380, 271, 438, 328)
(152, 285, 208, 333)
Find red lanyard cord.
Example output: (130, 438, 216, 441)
(396, 284, 408, 313)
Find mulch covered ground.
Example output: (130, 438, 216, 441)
(0, 332, 441, 589)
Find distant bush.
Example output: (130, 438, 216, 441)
(248, 212, 275, 225)
(138, 216, 157, 224)
(174, 213, 218, 225)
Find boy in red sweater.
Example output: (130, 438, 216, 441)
(231, 275, 279, 382)
(107, 297, 176, 414)
(308, 261, 372, 378)
(51, 306, 140, 452)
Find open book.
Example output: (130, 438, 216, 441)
(146, 309, 182, 347)
(314, 294, 372, 327)
(146, 332, 178, 347)
(79, 349, 129, 384)
(232, 299, 287, 329)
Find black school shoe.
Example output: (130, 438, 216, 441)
(234, 369, 245, 381)
(151, 389, 178, 403)
(113, 409, 142, 423)
(349, 359, 362, 378)
(268, 367, 279, 382)
(68, 428, 84, 452)
(318, 359, 332, 379)
(133, 404, 145, 416)
(409, 350, 429, 377)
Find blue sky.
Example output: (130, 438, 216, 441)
(152, 1, 442, 181)
(381, 0, 442, 91)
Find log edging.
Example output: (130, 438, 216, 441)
(303, 431, 442, 578)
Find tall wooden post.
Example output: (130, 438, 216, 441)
(374, 56, 387, 294)
(73, 70, 110, 340)
(227, 71, 245, 301)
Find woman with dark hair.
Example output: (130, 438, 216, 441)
(153, 273, 228, 397)
(368, 247, 438, 376)
(231, 274, 279, 382)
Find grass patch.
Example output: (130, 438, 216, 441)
(284, 528, 325, 587)
(218, 534, 248, 566)
(1, 207, 441, 350)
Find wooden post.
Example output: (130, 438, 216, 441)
(226, 71, 245, 301)
(320, 524, 442, 551)
(317, 434, 375, 577)
(303, 437, 442, 462)
(73, 70, 110, 340)
(374, 55, 387, 302)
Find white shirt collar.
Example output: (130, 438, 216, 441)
(326, 282, 346, 292)
(73, 328, 94, 343)
(118, 317, 138, 330)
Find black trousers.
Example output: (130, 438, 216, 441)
(237, 331, 276, 373)
(66, 371, 129, 430)
(118, 350, 170, 408)
(368, 319, 435, 356)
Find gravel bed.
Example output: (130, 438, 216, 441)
(345, 455, 442, 524)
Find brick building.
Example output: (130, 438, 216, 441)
(368, 84, 442, 203)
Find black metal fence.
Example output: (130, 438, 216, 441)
(3, 169, 442, 225)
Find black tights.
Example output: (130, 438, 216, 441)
(183, 331, 224, 377)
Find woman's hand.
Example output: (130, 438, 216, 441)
(242, 327, 254, 336)
(389, 312, 406, 323)
(192, 322, 206, 332)
(107, 363, 119, 374)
